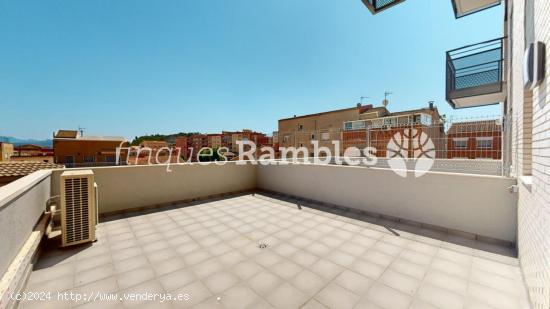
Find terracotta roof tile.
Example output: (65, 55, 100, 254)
(0, 161, 64, 177)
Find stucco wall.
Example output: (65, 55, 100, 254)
(0, 170, 51, 276)
(50, 162, 257, 214)
(257, 163, 517, 242)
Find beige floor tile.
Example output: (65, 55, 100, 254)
(265, 282, 309, 309)
(334, 270, 373, 295)
(301, 299, 328, 309)
(364, 283, 412, 309)
(315, 282, 360, 309)
(290, 269, 327, 296)
(173, 281, 212, 308)
(310, 259, 344, 280)
(388, 258, 428, 280)
(203, 271, 240, 294)
(232, 261, 263, 280)
(218, 284, 262, 309)
(349, 259, 385, 280)
(248, 271, 283, 297)
(379, 269, 420, 296)
(158, 268, 197, 292)
(271, 259, 302, 279)
(423, 269, 468, 295)
(416, 283, 465, 309)
(116, 266, 156, 290)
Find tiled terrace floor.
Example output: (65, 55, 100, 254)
(21, 194, 530, 309)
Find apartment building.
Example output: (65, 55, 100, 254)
(278, 104, 386, 156)
(207, 134, 222, 149)
(278, 103, 444, 157)
(447, 120, 502, 159)
(342, 103, 445, 158)
(53, 130, 127, 167)
(0, 143, 14, 162)
(138, 140, 168, 149)
(13, 144, 53, 157)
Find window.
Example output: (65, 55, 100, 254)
(311, 134, 315, 140)
(283, 134, 290, 143)
(343, 121, 366, 131)
(321, 132, 330, 141)
(421, 114, 432, 125)
(83, 155, 95, 163)
(298, 124, 304, 131)
(453, 138, 468, 149)
(64, 156, 75, 164)
(105, 155, 116, 163)
(476, 137, 493, 149)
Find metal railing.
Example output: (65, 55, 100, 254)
(276, 115, 505, 175)
(362, 0, 406, 14)
(446, 38, 505, 102)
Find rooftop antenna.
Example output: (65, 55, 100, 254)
(383, 91, 393, 108)
(360, 96, 370, 104)
(78, 126, 86, 137)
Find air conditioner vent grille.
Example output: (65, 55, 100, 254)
(61, 170, 96, 246)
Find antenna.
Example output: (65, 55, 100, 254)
(383, 91, 393, 107)
(360, 96, 370, 104)
(78, 126, 86, 137)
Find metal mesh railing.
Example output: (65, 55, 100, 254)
(364, 0, 405, 13)
(446, 38, 504, 99)
(276, 115, 504, 175)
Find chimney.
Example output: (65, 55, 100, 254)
(356, 103, 362, 108)
(429, 101, 434, 110)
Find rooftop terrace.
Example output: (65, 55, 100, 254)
(20, 192, 528, 309)
(0, 162, 529, 309)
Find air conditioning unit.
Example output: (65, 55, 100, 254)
(60, 170, 97, 247)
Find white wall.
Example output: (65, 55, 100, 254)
(512, 0, 550, 308)
(51, 162, 257, 215)
(258, 163, 518, 242)
(0, 170, 51, 275)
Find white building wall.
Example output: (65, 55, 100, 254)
(512, 0, 550, 308)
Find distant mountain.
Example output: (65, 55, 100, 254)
(0, 136, 53, 148)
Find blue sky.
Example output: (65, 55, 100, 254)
(0, 0, 503, 140)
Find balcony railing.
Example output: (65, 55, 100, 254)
(361, 0, 406, 14)
(446, 38, 506, 109)
(451, 0, 502, 19)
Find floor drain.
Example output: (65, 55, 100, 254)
(258, 243, 268, 249)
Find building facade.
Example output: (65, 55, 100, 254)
(0, 143, 14, 162)
(446, 120, 502, 159)
(53, 130, 127, 167)
(342, 104, 445, 158)
(444, 0, 549, 307)
(278, 104, 385, 156)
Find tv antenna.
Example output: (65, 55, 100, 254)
(360, 96, 370, 104)
(382, 91, 393, 107)
(78, 126, 86, 137)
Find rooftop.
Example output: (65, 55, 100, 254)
(0, 161, 63, 178)
(20, 193, 528, 309)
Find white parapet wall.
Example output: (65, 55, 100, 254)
(257, 163, 518, 243)
(0, 170, 52, 309)
(50, 162, 257, 215)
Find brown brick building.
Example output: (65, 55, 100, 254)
(342, 104, 445, 158)
(278, 103, 445, 157)
(53, 130, 128, 167)
(447, 120, 502, 159)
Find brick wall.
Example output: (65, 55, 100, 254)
(512, 0, 550, 308)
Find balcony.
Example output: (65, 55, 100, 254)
(451, 0, 502, 19)
(361, 0, 406, 15)
(0, 163, 531, 308)
(446, 38, 507, 109)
